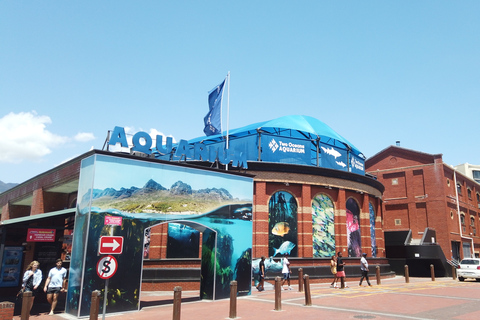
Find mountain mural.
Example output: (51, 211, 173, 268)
(89, 179, 237, 214)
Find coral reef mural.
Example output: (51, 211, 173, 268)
(312, 194, 335, 257)
(369, 203, 377, 257)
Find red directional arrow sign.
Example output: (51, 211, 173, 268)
(99, 236, 124, 254)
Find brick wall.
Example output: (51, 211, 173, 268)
(0, 301, 14, 320)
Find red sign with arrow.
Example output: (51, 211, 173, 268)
(98, 236, 124, 254)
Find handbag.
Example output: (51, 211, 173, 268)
(16, 288, 24, 301)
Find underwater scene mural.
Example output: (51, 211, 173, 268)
(346, 198, 361, 257)
(312, 194, 335, 257)
(369, 203, 377, 257)
(268, 191, 297, 257)
(67, 154, 253, 317)
(167, 223, 200, 258)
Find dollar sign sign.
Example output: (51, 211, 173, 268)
(102, 260, 111, 273)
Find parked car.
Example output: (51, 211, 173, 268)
(457, 258, 480, 281)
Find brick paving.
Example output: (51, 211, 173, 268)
(11, 276, 480, 320)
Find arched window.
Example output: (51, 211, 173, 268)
(312, 194, 335, 257)
(369, 203, 377, 257)
(346, 198, 361, 257)
(268, 191, 298, 257)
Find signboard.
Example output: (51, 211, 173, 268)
(96, 255, 118, 279)
(27, 228, 56, 242)
(349, 153, 365, 175)
(0, 247, 23, 288)
(99, 236, 124, 255)
(262, 136, 310, 165)
(105, 216, 122, 226)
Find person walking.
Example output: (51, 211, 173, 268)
(330, 255, 338, 288)
(359, 253, 372, 287)
(336, 251, 349, 289)
(281, 253, 292, 290)
(44, 258, 68, 315)
(256, 256, 266, 291)
(22, 260, 42, 314)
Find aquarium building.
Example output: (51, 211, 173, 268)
(0, 115, 390, 316)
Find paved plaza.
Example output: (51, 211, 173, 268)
(12, 276, 480, 320)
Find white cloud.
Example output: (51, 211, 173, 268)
(108, 127, 176, 153)
(74, 132, 95, 142)
(0, 111, 68, 163)
(149, 128, 176, 144)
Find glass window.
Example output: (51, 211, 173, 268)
(473, 170, 480, 183)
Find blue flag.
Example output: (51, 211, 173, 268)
(204, 79, 225, 136)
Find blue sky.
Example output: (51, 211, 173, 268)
(1, 1, 479, 184)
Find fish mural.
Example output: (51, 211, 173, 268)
(312, 194, 335, 257)
(273, 241, 296, 257)
(321, 146, 342, 159)
(268, 191, 298, 257)
(346, 198, 362, 257)
(336, 161, 346, 168)
(271, 222, 290, 237)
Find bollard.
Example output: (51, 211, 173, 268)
(404, 265, 410, 283)
(430, 264, 435, 281)
(229, 281, 237, 319)
(376, 265, 381, 285)
(303, 274, 312, 306)
(452, 264, 457, 280)
(89, 290, 101, 320)
(298, 268, 304, 292)
(173, 286, 182, 320)
(20, 291, 32, 320)
(274, 276, 282, 311)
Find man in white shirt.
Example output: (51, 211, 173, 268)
(281, 253, 292, 290)
(44, 259, 68, 315)
(359, 253, 372, 287)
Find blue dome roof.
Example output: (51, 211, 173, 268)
(190, 115, 362, 156)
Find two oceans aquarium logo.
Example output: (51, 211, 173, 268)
(268, 138, 305, 154)
(351, 156, 364, 171)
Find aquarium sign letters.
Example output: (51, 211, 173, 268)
(108, 126, 248, 169)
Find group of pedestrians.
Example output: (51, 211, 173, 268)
(21, 258, 68, 316)
(330, 251, 372, 288)
(257, 251, 372, 292)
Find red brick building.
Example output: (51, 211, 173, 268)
(366, 146, 480, 275)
